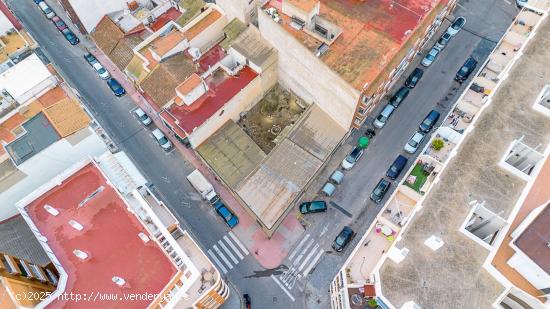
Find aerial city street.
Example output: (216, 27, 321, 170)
(0, 0, 549, 308)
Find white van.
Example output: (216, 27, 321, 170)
(152, 128, 172, 150)
(38, 2, 56, 19)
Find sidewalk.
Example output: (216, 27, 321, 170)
(88, 44, 303, 269)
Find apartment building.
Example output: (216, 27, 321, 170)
(0, 53, 108, 221)
(13, 152, 229, 308)
(329, 3, 550, 308)
(256, 0, 457, 129)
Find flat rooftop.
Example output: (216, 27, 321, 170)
(165, 66, 258, 133)
(379, 16, 550, 308)
(23, 163, 178, 308)
(267, 0, 447, 90)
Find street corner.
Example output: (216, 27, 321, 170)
(249, 229, 290, 270)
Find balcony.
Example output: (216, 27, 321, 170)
(423, 127, 461, 164)
(403, 156, 442, 195)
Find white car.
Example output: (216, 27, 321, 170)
(152, 128, 172, 151)
(421, 47, 440, 67)
(92, 62, 110, 80)
(134, 108, 152, 126)
(38, 2, 56, 19)
(404, 131, 426, 154)
(341, 146, 364, 170)
(435, 32, 451, 50)
(446, 17, 466, 37)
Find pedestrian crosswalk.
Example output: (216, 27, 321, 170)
(278, 234, 325, 289)
(206, 231, 249, 274)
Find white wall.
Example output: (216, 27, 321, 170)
(188, 12, 228, 52)
(67, 0, 128, 33)
(0, 128, 107, 220)
(0, 9, 14, 35)
(178, 83, 207, 105)
(507, 251, 550, 290)
(258, 10, 359, 129)
(215, 0, 257, 24)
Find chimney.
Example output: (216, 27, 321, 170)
(112, 276, 129, 288)
(68, 220, 84, 231)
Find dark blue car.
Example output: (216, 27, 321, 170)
(107, 78, 126, 97)
(61, 28, 79, 45)
(386, 155, 408, 180)
(419, 110, 441, 133)
(214, 201, 239, 228)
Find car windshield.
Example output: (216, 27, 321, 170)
(459, 66, 469, 74)
(335, 234, 347, 246)
(426, 54, 435, 61)
(390, 165, 398, 173)
(409, 139, 419, 148)
(139, 114, 148, 121)
(98, 68, 106, 74)
(423, 118, 433, 126)
(377, 114, 387, 122)
(159, 137, 169, 145)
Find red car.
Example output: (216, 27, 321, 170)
(52, 16, 67, 31)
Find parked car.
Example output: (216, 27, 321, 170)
(33, 0, 43, 3)
(373, 104, 395, 129)
(404, 131, 426, 154)
(213, 201, 239, 228)
(435, 32, 452, 49)
(405, 68, 424, 88)
(107, 78, 125, 96)
(61, 28, 79, 45)
(386, 155, 408, 180)
(516, 0, 528, 8)
(370, 178, 391, 203)
(299, 201, 327, 214)
(134, 108, 152, 125)
(446, 16, 466, 36)
(341, 146, 364, 170)
(455, 57, 478, 82)
(419, 110, 441, 133)
(332, 226, 354, 252)
(84, 53, 98, 65)
(244, 294, 251, 309)
(38, 2, 56, 19)
(92, 62, 110, 79)
(389, 87, 410, 108)
(51, 16, 67, 31)
(152, 128, 172, 150)
(421, 47, 440, 67)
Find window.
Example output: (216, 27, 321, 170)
(314, 24, 328, 37)
(500, 138, 543, 180)
(461, 201, 506, 248)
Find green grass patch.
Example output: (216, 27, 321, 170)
(176, 0, 205, 27)
(404, 163, 428, 193)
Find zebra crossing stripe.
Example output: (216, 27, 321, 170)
(288, 234, 310, 261)
(293, 238, 315, 266)
(224, 235, 244, 260)
(228, 231, 249, 255)
(298, 243, 319, 272)
(213, 244, 233, 269)
(218, 240, 238, 264)
(301, 248, 324, 276)
(207, 249, 227, 274)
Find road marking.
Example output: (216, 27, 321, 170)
(298, 244, 319, 272)
(218, 240, 239, 264)
(270, 274, 295, 302)
(288, 234, 310, 261)
(228, 231, 249, 255)
(503, 0, 512, 5)
(213, 244, 233, 270)
(301, 249, 324, 276)
(207, 249, 227, 274)
(292, 238, 315, 265)
(329, 201, 353, 218)
(224, 235, 244, 260)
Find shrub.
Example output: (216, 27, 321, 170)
(367, 298, 378, 308)
(432, 139, 444, 151)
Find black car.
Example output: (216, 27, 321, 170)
(244, 294, 251, 309)
(332, 226, 354, 252)
(370, 179, 390, 203)
(107, 78, 126, 97)
(389, 86, 410, 108)
(455, 57, 478, 82)
(405, 68, 424, 88)
(386, 155, 408, 180)
(84, 53, 98, 66)
(419, 110, 441, 133)
(61, 28, 79, 45)
(299, 201, 327, 214)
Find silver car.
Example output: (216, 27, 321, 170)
(373, 104, 395, 129)
(404, 131, 426, 154)
(421, 47, 440, 67)
(134, 108, 152, 126)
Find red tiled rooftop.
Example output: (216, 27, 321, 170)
(185, 9, 222, 41)
(150, 7, 183, 32)
(198, 44, 225, 74)
(166, 66, 258, 133)
(269, 0, 448, 90)
(176, 73, 203, 95)
(150, 29, 186, 57)
(24, 163, 178, 309)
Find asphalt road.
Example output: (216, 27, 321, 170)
(5, 0, 519, 308)
(4, 0, 296, 308)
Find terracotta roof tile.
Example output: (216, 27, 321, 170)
(286, 0, 319, 12)
(185, 9, 222, 41)
(176, 73, 203, 95)
(110, 35, 143, 70)
(150, 30, 186, 57)
(36, 86, 67, 108)
(92, 16, 125, 55)
(43, 98, 90, 137)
